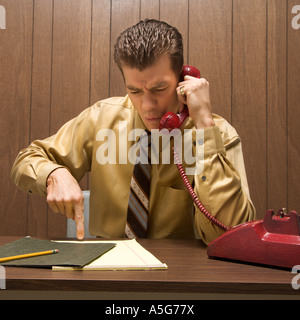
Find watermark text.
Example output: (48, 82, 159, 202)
(95, 121, 204, 175)
(292, 5, 300, 30)
(0, 5, 6, 30)
(0, 266, 5, 289)
(291, 265, 300, 290)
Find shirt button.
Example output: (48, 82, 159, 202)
(198, 139, 204, 146)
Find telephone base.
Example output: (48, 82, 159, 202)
(207, 209, 300, 269)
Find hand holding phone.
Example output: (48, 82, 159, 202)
(178, 74, 214, 129)
(159, 66, 200, 130)
(159, 65, 214, 130)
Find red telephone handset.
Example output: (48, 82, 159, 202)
(159, 65, 201, 130)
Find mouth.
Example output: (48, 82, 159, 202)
(143, 116, 161, 129)
(145, 116, 161, 122)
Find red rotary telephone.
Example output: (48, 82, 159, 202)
(207, 209, 300, 269)
(159, 65, 201, 131)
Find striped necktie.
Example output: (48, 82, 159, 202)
(126, 131, 151, 238)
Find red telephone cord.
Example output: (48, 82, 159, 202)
(173, 147, 228, 232)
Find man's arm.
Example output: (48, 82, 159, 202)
(11, 105, 100, 239)
(192, 126, 256, 244)
(177, 76, 256, 244)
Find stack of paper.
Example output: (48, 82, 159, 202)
(52, 239, 168, 271)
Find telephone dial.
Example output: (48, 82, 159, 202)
(167, 65, 300, 269)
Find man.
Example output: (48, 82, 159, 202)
(11, 19, 255, 244)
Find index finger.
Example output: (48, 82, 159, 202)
(74, 202, 84, 240)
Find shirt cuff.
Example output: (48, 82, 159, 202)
(36, 163, 66, 196)
(192, 126, 226, 157)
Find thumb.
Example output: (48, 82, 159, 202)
(74, 203, 84, 240)
(178, 100, 185, 113)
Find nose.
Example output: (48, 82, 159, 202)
(141, 92, 157, 112)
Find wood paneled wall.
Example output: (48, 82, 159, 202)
(1, 0, 299, 238)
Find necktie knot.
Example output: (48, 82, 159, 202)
(136, 130, 151, 164)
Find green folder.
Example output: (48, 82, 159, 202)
(0, 237, 115, 268)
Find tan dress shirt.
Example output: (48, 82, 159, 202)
(11, 96, 256, 244)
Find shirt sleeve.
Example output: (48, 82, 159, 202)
(191, 126, 256, 244)
(11, 105, 99, 197)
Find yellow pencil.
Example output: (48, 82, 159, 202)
(0, 249, 59, 263)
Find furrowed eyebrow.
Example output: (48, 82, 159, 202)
(126, 82, 168, 91)
(150, 82, 168, 90)
(126, 85, 140, 91)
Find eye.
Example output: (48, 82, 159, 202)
(154, 87, 168, 93)
(129, 89, 142, 95)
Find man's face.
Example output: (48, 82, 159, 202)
(122, 55, 180, 130)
